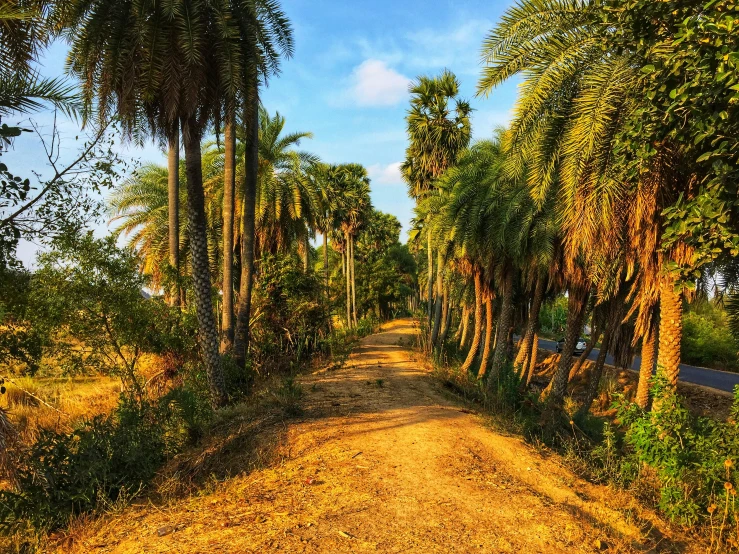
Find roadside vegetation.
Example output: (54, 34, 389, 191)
(0, 0, 416, 548)
(1, 0, 738, 551)
(405, 0, 739, 550)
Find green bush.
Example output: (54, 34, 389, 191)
(0, 393, 199, 534)
(682, 302, 738, 371)
(617, 377, 739, 531)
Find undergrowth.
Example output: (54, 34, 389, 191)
(0, 317, 377, 552)
(428, 340, 739, 552)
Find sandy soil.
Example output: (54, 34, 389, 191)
(57, 318, 703, 553)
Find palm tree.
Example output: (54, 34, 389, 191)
(63, 0, 292, 407)
(334, 164, 371, 328)
(234, 7, 295, 368)
(402, 70, 471, 331)
(109, 163, 189, 291)
(220, 115, 236, 350)
(167, 132, 181, 307)
(476, 0, 693, 411)
(0, 1, 78, 146)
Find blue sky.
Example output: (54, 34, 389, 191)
(9, 0, 520, 265)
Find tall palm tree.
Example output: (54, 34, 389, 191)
(63, 0, 292, 407)
(402, 70, 471, 329)
(234, 7, 295, 368)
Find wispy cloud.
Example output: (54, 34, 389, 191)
(348, 60, 411, 107)
(368, 161, 404, 185)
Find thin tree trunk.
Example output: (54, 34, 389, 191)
(477, 294, 494, 379)
(454, 304, 467, 342)
(636, 316, 658, 409)
(568, 327, 601, 381)
(234, 84, 259, 369)
(524, 332, 539, 386)
(657, 274, 682, 388)
(181, 116, 227, 409)
(427, 231, 433, 324)
(514, 275, 544, 375)
(576, 301, 623, 418)
(345, 232, 352, 328)
(439, 287, 451, 345)
(431, 250, 443, 346)
(351, 234, 357, 327)
(167, 130, 180, 307)
(461, 271, 483, 374)
(575, 327, 613, 419)
(323, 232, 330, 329)
(302, 235, 310, 272)
(544, 285, 589, 412)
(490, 269, 514, 381)
(220, 114, 236, 352)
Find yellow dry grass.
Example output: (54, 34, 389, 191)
(1, 376, 121, 443)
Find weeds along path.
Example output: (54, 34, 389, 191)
(64, 318, 699, 553)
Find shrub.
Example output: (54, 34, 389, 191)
(0, 392, 198, 534)
(617, 377, 739, 534)
(682, 304, 738, 371)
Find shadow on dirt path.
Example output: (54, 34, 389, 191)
(64, 318, 700, 553)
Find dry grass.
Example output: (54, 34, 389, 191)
(1, 376, 121, 444)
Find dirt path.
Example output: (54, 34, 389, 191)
(64, 319, 699, 553)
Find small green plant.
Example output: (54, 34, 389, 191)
(375, 378, 384, 388)
(272, 377, 303, 417)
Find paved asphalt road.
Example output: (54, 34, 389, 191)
(537, 338, 739, 394)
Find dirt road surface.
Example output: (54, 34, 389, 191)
(63, 319, 700, 553)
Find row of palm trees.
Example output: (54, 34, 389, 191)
(408, 0, 739, 419)
(43, 0, 376, 408)
(110, 103, 374, 373)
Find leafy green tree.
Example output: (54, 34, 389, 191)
(30, 233, 180, 397)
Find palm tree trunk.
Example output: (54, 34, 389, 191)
(181, 116, 227, 409)
(427, 231, 433, 325)
(430, 250, 443, 346)
(545, 285, 589, 412)
(477, 294, 494, 379)
(461, 271, 483, 374)
(657, 274, 682, 388)
(490, 269, 514, 381)
(345, 232, 351, 328)
(568, 327, 601, 381)
(524, 332, 539, 386)
(514, 275, 544, 375)
(323, 232, 330, 327)
(459, 305, 470, 347)
(234, 84, 259, 369)
(351, 234, 357, 327)
(167, 130, 180, 308)
(220, 114, 236, 352)
(302, 235, 310, 272)
(439, 287, 451, 345)
(636, 316, 658, 409)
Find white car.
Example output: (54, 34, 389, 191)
(555, 337, 588, 356)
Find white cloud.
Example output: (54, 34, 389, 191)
(368, 161, 403, 185)
(349, 60, 411, 107)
